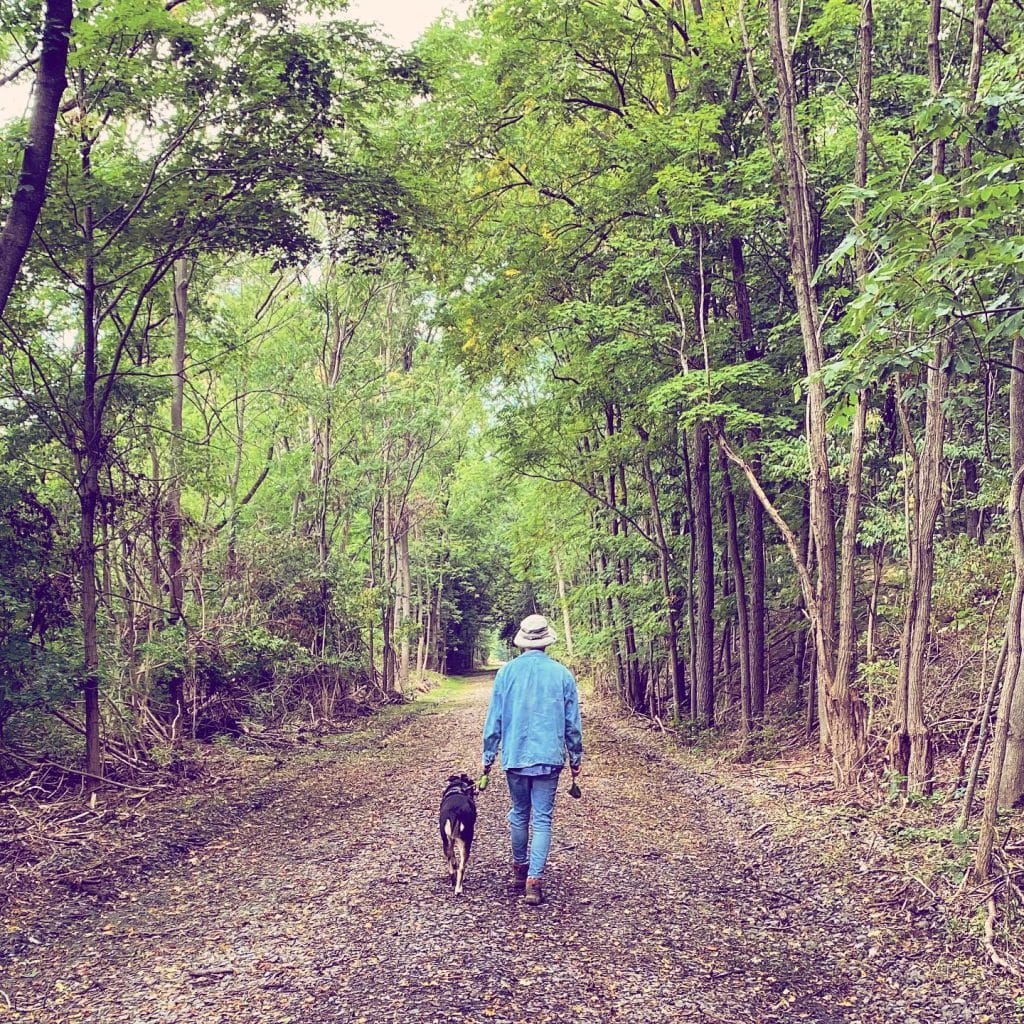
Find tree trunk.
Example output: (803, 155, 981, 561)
(552, 548, 575, 658)
(0, 0, 73, 317)
(891, 0, 949, 796)
(80, 154, 103, 787)
(603, 414, 639, 707)
(616, 460, 643, 708)
(397, 519, 412, 690)
(148, 439, 164, 640)
(694, 422, 715, 728)
(729, 235, 766, 719)
(380, 486, 397, 695)
(994, 331, 1024, 809)
(764, 0, 867, 785)
(866, 544, 884, 663)
(681, 428, 698, 720)
(416, 577, 428, 680)
(166, 257, 189, 736)
(718, 443, 752, 746)
(596, 543, 626, 697)
(963, 422, 982, 544)
(748, 453, 766, 720)
(584, 438, 626, 693)
(637, 432, 685, 718)
(977, 468, 1024, 879)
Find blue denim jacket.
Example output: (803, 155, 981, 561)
(482, 651, 583, 771)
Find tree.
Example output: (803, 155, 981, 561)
(0, 0, 72, 317)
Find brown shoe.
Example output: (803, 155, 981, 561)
(510, 863, 529, 894)
(524, 877, 544, 906)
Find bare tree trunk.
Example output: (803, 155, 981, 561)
(552, 548, 575, 658)
(603, 419, 640, 707)
(397, 519, 412, 690)
(763, 0, 867, 785)
(718, 443, 752, 747)
(833, 0, 874, 729)
(977, 468, 1024, 878)
(166, 257, 189, 737)
(891, 370, 944, 794)
(148, 439, 164, 640)
(994, 332, 1024, 808)
(637, 433, 684, 717)
(416, 577, 429, 680)
(681, 428, 698, 720)
(80, 142, 103, 787)
(961, 638, 1006, 829)
(730, 235, 767, 719)
(837, 390, 869, 725)
(866, 544, 885, 663)
(380, 486, 397, 695)
(891, 0, 950, 796)
(432, 558, 446, 672)
(584, 437, 626, 693)
(596, 543, 626, 696)
(964, 421, 983, 544)
(225, 389, 247, 577)
(748, 454, 766, 720)
(0, 0, 72, 317)
(694, 422, 715, 728)
(616, 459, 642, 708)
(962, 5, 1011, 866)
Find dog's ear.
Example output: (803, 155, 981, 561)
(447, 774, 463, 784)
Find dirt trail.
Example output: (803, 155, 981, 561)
(1, 674, 1018, 1023)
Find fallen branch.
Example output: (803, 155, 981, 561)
(984, 894, 1023, 977)
(1, 749, 164, 793)
(189, 967, 236, 979)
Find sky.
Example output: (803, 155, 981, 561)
(0, 1, 468, 121)
(348, 0, 469, 48)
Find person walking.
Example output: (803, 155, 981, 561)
(481, 613, 583, 906)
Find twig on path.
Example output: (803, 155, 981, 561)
(707, 967, 744, 981)
(0, 991, 11, 1011)
(910, 874, 938, 898)
(748, 823, 772, 840)
(188, 967, 236, 980)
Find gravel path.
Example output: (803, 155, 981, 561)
(2, 673, 1019, 1023)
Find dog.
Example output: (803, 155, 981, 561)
(438, 773, 477, 895)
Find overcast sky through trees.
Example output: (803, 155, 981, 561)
(0, 1, 467, 121)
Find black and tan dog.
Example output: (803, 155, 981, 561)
(438, 773, 477, 895)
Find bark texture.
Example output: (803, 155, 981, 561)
(0, 0, 73, 317)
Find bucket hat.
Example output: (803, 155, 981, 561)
(513, 613, 557, 649)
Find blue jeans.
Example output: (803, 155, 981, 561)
(505, 771, 560, 879)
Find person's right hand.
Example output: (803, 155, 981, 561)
(570, 763, 581, 778)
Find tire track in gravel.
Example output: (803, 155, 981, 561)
(2, 674, 1017, 1024)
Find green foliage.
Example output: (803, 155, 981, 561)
(2, 0, 1023, 806)
(0, 462, 74, 739)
